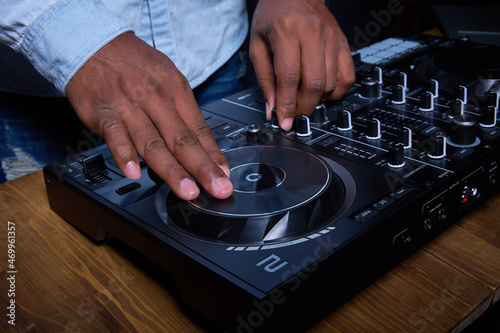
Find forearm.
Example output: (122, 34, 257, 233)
(0, 0, 131, 94)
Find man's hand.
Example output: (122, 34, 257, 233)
(250, 0, 356, 130)
(66, 33, 233, 200)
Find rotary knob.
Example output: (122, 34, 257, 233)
(246, 124, 263, 144)
(455, 85, 468, 105)
(485, 91, 499, 110)
(427, 135, 446, 159)
(366, 118, 381, 139)
(427, 79, 439, 98)
(396, 72, 407, 90)
(449, 113, 478, 146)
(310, 103, 329, 125)
(391, 84, 406, 104)
(388, 142, 405, 168)
(419, 91, 434, 112)
(480, 106, 497, 128)
(360, 77, 381, 99)
(396, 127, 412, 149)
(295, 115, 312, 136)
(337, 109, 352, 131)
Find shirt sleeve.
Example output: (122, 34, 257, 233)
(0, 0, 132, 94)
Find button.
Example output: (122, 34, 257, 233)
(482, 128, 500, 142)
(390, 187, 414, 200)
(228, 133, 242, 140)
(372, 197, 395, 210)
(115, 182, 141, 196)
(451, 148, 474, 161)
(215, 124, 238, 135)
(205, 117, 227, 129)
(354, 208, 377, 223)
(316, 136, 341, 148)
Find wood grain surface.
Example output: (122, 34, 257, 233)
(1, 171, 499, 332)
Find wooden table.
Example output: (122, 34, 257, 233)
(1, 171, 499, 332)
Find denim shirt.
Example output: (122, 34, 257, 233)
(0, 0, 248, 96)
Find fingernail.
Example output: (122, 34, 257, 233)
(180, 178, 199, 197)
(282, 117, 294, 131)
(219, 164, 231, 178)
(265, 102, 271, 120)
(124, 161, 141, 179)
(213, 177, 233, 197)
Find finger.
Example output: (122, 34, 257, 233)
(325, 39, 356, 100)
(141, 86, 233, 200)
(250, 36, 276, 121)
(296, 31, 327, 116)
(272, 36, 301, 131)
(120, 103, 203, 200)
(97, 110, 141, 179)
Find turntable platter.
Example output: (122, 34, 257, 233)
(155, 146, 355, 245)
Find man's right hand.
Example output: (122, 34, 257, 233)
(66, 32, 233, 201)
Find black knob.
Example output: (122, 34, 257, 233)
(396, 72, 407, 90)
(366, 118, 381, 139)
(337, 109, 352, 131)
(310, 103, 329, 124)
(246, 124, 263, 144)
(455, 85, 468, 105)
(480, 106, 497, 128)
(449, 113, 478, 146)
(485, 91, 499, 109)
(388, 142, 405, 168)
(419, 91, 434, 111)
(427, 135, 446, 159)
(295, 115, 312, 136)
(360, 77, 381, 99)
(396, 127, 412, 149)
(392, 85, 406, 104)
(427, 79, 439, 98)
(451, 99, 465, 118)
(372, 66, 383, 84)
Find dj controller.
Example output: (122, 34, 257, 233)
(44, 33, 500, 332)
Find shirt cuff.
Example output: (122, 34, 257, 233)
(20, 0, 132, 94)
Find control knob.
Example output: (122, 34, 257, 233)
(427, 135, 446, 159)
(310, 103, 329, 125)
(391, 84, 406, 104)
(455, 85, 468, 105)
(366, 118, 381, 139)
(246, 124, 263, 144)
(337, 109, 352, 131)
(295, 115, 312, 137)
(480, 106, 497, 128)
(360, 77, 381, 99)
(419, 91, 434, 111)
(388, 142, 405, 168)
(427, 79, 439, 98)
(396, 72, 407, 90)
(396, 127, 412, 149)
(449, 100, 478, 146)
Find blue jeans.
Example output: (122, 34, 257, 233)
(0, 49, 247, 183)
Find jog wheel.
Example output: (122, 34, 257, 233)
(155, 146, 355, 245)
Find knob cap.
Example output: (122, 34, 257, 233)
(366, 118, 381, 139)
(419, 91, 434, 111)
(337, 109, 352, 131)
(388, 142, 405, 168)
(396, 127, 412, 149)
(392, 85, 406, 104)
(480, 106, 497, 128)
(310, 103, 329, 124)
(427, 79, 439, 98)
(396, 72, 407, 90)
(295, 115, 312, 136)
(427, 135, 446, 159)
(455, 85, 468, 105)
(485, 91, 499, 109)
(360, 77, 381, 99)
(450, 113, 478, 146)
(451, 99, 465, 118)
(246, 124, 263, 144)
